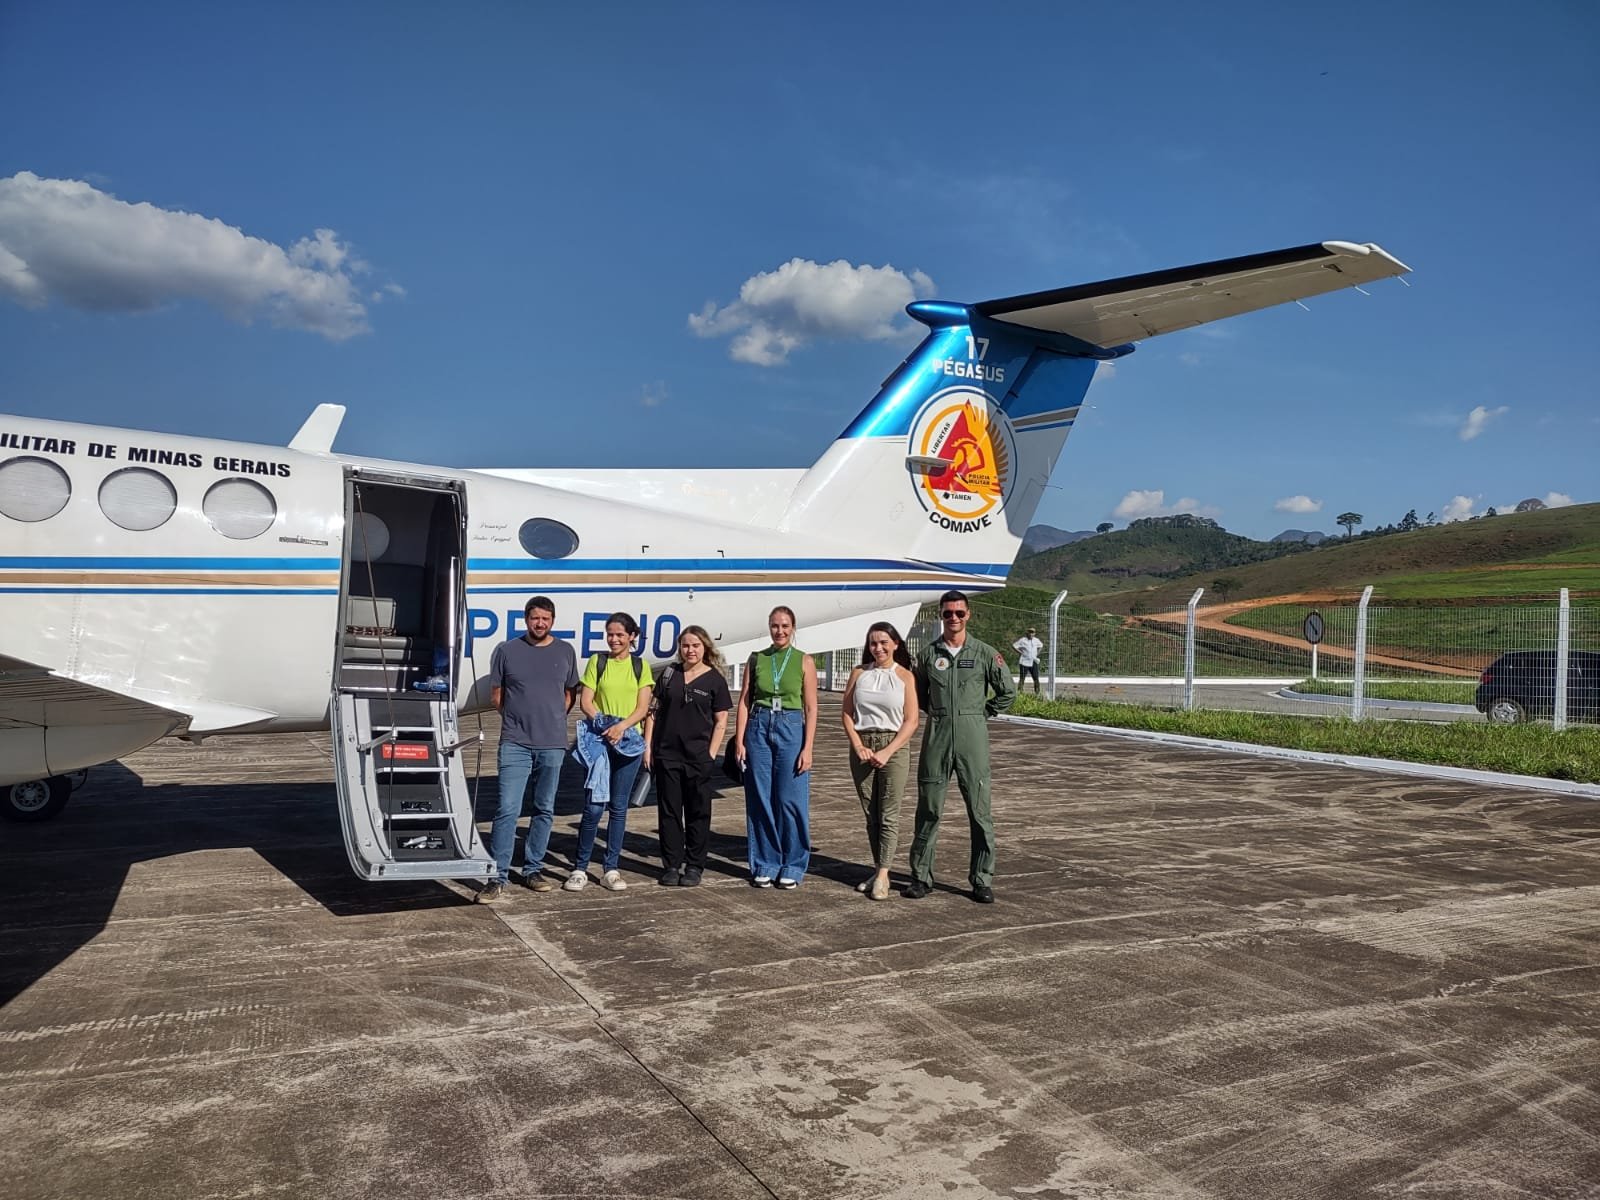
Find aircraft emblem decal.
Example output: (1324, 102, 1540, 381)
(910, 388, 1015, 529)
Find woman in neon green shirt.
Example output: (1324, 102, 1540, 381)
(566, 612, 654, 892)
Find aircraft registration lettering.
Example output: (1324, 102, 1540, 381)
(468, 608, 684, 659)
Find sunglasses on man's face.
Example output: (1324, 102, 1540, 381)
(940, 609, 968, 619)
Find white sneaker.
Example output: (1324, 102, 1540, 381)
(563, 870, 589, 892)
(600, 870, 628, 892)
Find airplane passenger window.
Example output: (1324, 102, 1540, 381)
(518, 517, 579, 559)
(98, 467, 178, 532)
(350, 511, 390, 560)
(0, 456, 71, 522)
(203, 478, 277, 540)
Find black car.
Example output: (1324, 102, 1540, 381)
(1475, 650, 1600, 724)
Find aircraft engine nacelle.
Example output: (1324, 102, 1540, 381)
(0, 719, 181, 785)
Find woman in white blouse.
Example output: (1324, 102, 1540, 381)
(840, 621, 920, 901)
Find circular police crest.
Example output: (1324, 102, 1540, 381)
(909, 387, 1016, 525)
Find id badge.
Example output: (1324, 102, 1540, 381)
(770, 697, 780, 712)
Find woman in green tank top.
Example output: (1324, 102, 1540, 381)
(734, 605, 818, 887)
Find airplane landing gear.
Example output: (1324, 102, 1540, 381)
(3, 775, 74, 822)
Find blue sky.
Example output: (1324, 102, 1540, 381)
(2, 0, 1595, 541)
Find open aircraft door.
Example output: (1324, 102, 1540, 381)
(329, 467, 496, 882)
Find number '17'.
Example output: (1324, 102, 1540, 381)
(965, 335, 989, 361)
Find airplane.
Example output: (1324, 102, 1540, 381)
(0, 239, 1410, 882)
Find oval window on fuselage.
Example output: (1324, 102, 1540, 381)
(0, 456, 72, 522)
(518, 517, 579, 559)
(98, 468, 178, 532)
(203, 478, 278, 540)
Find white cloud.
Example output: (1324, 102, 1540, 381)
(1440, 495, 1479, 522)
(1458, 404, 1509, 441)
(1274, 495, 1322, 514)
(0, 171, 380, 340)
(689, 257, 934, 366)
(1544, 491, 1574, 508)
(1112, 488, 1220, 521)
(640, 381, 667, 408)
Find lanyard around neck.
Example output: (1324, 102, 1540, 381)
(770, 646, 794, 694)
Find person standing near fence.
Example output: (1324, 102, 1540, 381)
(642, 626, 731, 888)
(735, 605, 818, 889)
(907, 590, 1016, 904)
(841, 622, 919, 901)
(1013, 627, 1044, 694)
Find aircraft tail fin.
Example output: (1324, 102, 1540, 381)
(780, 241, 1407, 583)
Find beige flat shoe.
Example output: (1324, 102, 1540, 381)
(869, 877, 891, 901)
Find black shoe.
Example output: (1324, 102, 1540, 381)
(972, 885, 995, 904)
(678, 868, 703, 887)
(904, 880, 932, 900)
(659, 866, 681, 887)
(475, 880, 506, 904)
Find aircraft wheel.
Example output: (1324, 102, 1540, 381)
(1486, 697, 1527, 725)
(3, 776, 72, 822)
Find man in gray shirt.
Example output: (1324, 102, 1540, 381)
(480, 595, 579, 902)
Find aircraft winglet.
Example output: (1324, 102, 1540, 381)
(288, 404, 347, 454)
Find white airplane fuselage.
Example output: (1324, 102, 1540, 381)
(1, 240, 1412, 817)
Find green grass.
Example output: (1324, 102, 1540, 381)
(1284, 678, 1480, 704)
(1010, 693, 1600, 783)
(1372, 567, 1600, 599)
(1223, 602, 1595, 660)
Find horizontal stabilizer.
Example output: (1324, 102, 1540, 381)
(974, 241, 1410, 347)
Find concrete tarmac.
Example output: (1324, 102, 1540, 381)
(3, 698, 1598, 1199)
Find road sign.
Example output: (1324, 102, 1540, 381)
(1303, 611, 1325, 645)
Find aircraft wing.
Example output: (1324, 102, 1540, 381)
(0, 655, 273, 735)
(973, 241, 1410, 347)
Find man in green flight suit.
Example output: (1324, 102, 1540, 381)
(906, 590, 1016, 904)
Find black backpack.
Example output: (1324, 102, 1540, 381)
(592, 653, 644, 684)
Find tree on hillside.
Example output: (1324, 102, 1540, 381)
(1398, 509, 1420, 532)
(1425, 511, 1438, 526)
(1211, 576, 1241, 602)
(1336, 511, 1363, 538)
(1096, 522, 1114, 534)
(1484, 506, 1499, 518)
(1515, 497, 1546, 513)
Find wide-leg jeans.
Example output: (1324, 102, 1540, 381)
(744, 708, 809, 882)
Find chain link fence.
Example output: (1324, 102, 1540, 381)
(804, 587, 1598, 728)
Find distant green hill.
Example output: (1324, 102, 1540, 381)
(1085, 502, 1600, 614)
(1010, 513, 1311, 595)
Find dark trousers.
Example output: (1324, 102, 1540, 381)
(655, 758, 713, 870)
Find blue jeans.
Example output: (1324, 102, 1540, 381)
(492, 743, 564, 883)
(744, 708, 809, 882)
(572, 745, 640, 873)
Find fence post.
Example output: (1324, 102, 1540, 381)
(1184, 588, 1204, 711)
(1352, 585, 1374, 720)
(1554, 588, 1571, 732)
(1048, 589, 1069, 701)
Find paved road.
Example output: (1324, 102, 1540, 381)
(3, 698, 1596, 1198)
